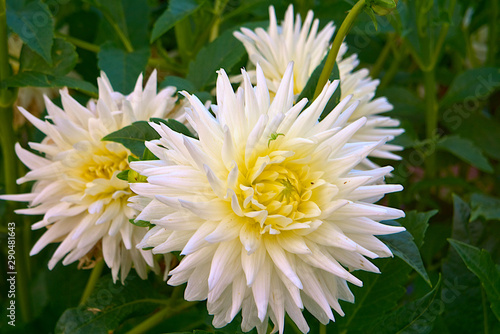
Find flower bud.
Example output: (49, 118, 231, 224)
(370, 0, 398, 16)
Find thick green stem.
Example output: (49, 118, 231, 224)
(126, 302, 195, 334)
(1, 0, 32, 322)
(313, 0, 366, 99)
(487, 0, 498, 65)
(79, 259, 105, 305)
(319, 323, 327, 334)
(423, 68, 437, 178)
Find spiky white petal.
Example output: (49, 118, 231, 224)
(1, 71, 177, 283)
(131, 64, 404, 333)
(233, 5, 404, 167)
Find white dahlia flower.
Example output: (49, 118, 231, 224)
(130, 63, 405, 333)
(0, 71, 177, 283)
(233, 5, 403, 168)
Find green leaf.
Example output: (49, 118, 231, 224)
(102, 121, 160, 157)
(122, 0, 150, 48)
(379, 224, 431, 286)
(6, 0, 54, 63)
(470, 193, 500, 222)
(448, 239, 500, 321)
(97, 43, 150, 94)
(55, 273, 166, 334)
(296, 56, 341, 120)
(336, 258, 411, 332)
(20, 38, 77, 76)
(440, 68, 500, 108)
(129, 219, 153, 228)
(186, 23, 265, 90)
(437, 135, 493, 173)
(151, 0, 205, 43)
(397, 210, 438, 248)
(440, 195, 485, 333)
(446, 111, 500, 161)
(160, 76, 197, 93)
(375, 276, 443, 334)
(116, 170, 129, 181)
(150, 118, 197, 139)
(3, 72, 98, 96)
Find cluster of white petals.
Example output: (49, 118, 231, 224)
(130, 64, 405, 333)
(1, 71, 178, 282)
(234, 5, 403, 168)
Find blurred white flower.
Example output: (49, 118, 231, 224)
(234, 5, 403, 168)
(130, 64, 404, 333)
(0, 71, 177, 283)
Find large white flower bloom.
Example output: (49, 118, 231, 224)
(0, 71, 177, 282)
(130, 64, 405, 333)
(234, 5, 403, 168)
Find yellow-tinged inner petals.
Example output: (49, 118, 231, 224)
(237, 150, 324, 234)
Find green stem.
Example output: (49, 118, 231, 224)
(313, 0, 366, 99)
(481, 285, 489, 334)
(285, 315, 302, 334)
(1, 0, 32, 322)
(423, 68, 437, 178)
(319, 323, 327, 334)
(101, 11, 134, 53)
(56, 32, 100, 53)
(487, 0, 498, 65)
(56, 33, 183, 73)
(79, 259, 104, 305)
(378, 52, 401, 90)
(371, 35, 393, 79)
(126, 302, 195, 334)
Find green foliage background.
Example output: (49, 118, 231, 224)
(0, 0, 499, 333)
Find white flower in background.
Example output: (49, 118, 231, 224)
(130, 64, 405, 333)
(234, 5, 403, 168)
(0, 71, 177, 283)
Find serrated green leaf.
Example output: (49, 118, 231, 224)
(2, 71, 97, 96)
(437, 135, 493, 173)
(20, 38, 77, 76)
(102, 121, 160, 157)
(55, 273, 166, 334)
(398, 210, 438, 248)
(375, 276, 442, 334)
(448, 239, 500, 321)
(151, 0, 205, 43)
(379, 225, 431, 286)
(6, 0, 54, 63)
(440, 195, 484, 333)
(97, 43, 150, 94)
(336, 258, 411, 332)
(150, 118, 197, 139)
(470, 193, 500, 222)
(440, 68, 500, 108)
(446, 110, 500, 161)
(296, 55, 341, 120)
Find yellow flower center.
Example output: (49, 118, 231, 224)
(62, 142, 130, 198)
(238, 151, 323, 234)
(79, 146, 129, 182)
